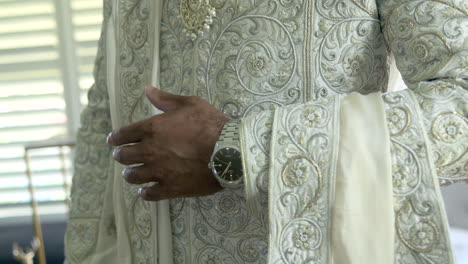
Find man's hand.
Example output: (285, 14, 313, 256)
(107, 86, 227, 201)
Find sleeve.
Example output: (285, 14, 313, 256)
(377, 0, 467, 185)
(238, 0, 466, 262)
(240, 0, 468, 214)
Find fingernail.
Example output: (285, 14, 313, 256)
(121, 168, 127, 176)
(112, 147, 120, 159)
(106, 132, 112, 144)
(138, 187, 144, 197)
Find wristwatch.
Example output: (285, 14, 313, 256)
(208, 119, 243, 189)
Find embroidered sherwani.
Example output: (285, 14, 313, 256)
(64, 0, 467, 263)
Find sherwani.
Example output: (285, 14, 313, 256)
(64, 0, 467, 263)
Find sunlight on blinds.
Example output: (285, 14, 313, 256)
(0, 0, 103, 218)
(72, 0, 103, 106)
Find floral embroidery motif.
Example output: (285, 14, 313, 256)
(67, 0, 464, 263)
(123, 72, 143, 97)
(386, 106, 411, 136)
(282, 157, 310, 188)
(412, 41, 430, 61)
(382, 0, 458, 84)
(293, 225, 318, 250)
(390, 139, 421, 197)
(302, 109, 322, 128)
(215, 194, 240, 216)
(301, 106, 328, 128)
(381, 0, 467, 184)
(343, 54, 365, 77)
(268, 98, 338, 263)
(200, 254, 220, 264)
(316, 17, 386, 95)
(246, 53, 271, 78)
(432, 112, 466, 143)
(391, 18, 415, 39)
(409, 221, 439, 250)
(127, 23, 148, 49)
(384, 89, 453, 263)
(379, 0, 468, 249)
(392, 166, 410, 188)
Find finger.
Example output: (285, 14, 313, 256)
(113, 144, 146, 165)
(107, 119, 148, 146)
(138, 183, 179, 201)
(145, 85, 188, 112)
(122, 166, 164, 184)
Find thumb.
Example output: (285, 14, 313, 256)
(145, 85, 186, 112)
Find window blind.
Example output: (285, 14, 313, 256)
(72, 0, 104, 106)
(0, 0, 103, 219)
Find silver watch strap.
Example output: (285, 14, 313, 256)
(218, 119, 240, 146)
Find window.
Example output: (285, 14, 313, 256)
(0, 0, 103, 219)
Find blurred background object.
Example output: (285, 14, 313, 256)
(12, 237, 40, 264)
(0, 0, 101, 263)
(22, 139, 75, 264)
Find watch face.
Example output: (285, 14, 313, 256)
(212, 147, 243, 182)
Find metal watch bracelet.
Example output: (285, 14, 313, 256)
(218, 119, 241, 146)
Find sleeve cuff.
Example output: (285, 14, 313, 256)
(239, 111, 274, 216)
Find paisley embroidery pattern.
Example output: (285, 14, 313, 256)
(267, 97, 340, 263)
(64, 0, 114, 262)
(420, 82, 468, 183)
(239, 0, 463, 262)
(66, 220, 100, 263)
(378, 0, 467, 183)
(66, 0, 465, 263)
(310, 0, 387, 99)
(159, 0, 391, 259)
(117, 0, 156, 263)
(118, 0, 153, 124)
(383, 90, 453, 263)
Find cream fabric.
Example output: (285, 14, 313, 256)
(107, 7, 133, 263)
(64, 0, 461, 263)
(106, 0, 173, 263)
(151, 1, 174, 263)
(332, 92, 394, 263)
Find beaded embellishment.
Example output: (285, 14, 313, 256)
(179, 0, 216, 41)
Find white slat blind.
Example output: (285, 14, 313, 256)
(0, 0, 103, 219)
(72, 0, 104, 106)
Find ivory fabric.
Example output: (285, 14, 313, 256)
(332, 92, 394, 263)
(64, 0, 466, 263)
(109, 0, 174, 263)
(151, 1, 174, 263)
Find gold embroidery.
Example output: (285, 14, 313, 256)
(387, 106, 411, 136)
(281, 155, 323, 216)
(179, 0, 216, 40)
(396, 202, 440, 253)
(431, 111, 467, 143)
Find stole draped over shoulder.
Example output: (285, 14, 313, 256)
(64, 0, 468, 263)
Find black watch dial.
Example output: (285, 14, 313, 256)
(213, 147, 243, 182)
